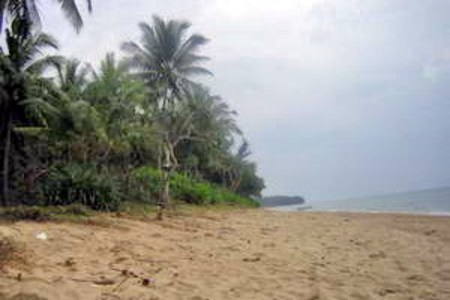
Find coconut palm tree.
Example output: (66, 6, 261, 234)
(0, 0, 92, 33)
(122, 16, 212, 219)
(185, 86, 241, 140)
(122, 15, 212, 109)
(0, 16, 61, 204)
(84, 53, 146, 163)
(55, 58, 91, 97)
(174, 86, 243, 185)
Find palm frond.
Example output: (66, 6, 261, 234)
(86, 0, 92, 12)
(174, 34, 209, 64)
(121, 41, 148, 60)
(33, 32, 59, 49)
(56, 0, 84, 32)
(122, 15, 211, 96)
(25, 0, 41, 28)
(0, 0, 40, 31)
(21, 96, 60, 126)
(178, 66, 213, 77)
(24, 54, 64, 74)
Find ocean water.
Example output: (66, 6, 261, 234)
(270, 187, 450, 216)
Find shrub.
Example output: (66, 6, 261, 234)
(132, 167, 260, 207)
(41, 164, 121, 211)
(130, 167, 164, 201)
(122, 175, 156, 204)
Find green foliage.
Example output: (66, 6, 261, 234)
(131, 167, 165, 200)
(41, 164, 121, 211)
(132, 167, 259, 207)
(1, 15, 265, 211)
(235, 163, 266, 198)
(122, 15, 212, 94)
(118, 201, 157, 217)
(172, 173, 259, 207)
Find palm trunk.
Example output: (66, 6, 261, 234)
(2, 114, 12, 206)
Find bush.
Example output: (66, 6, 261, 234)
(122, 175, 155, 204)
(130, 167, 164, 202)
(41, 164, 121, 211)
(132, 167, 260, 207)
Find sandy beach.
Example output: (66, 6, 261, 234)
(1, 209, 449, 300)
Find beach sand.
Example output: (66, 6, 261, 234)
(0, 209, 449, 300)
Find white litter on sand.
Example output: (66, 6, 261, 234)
(35, 232, 48, 240)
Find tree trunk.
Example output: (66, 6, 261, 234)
(157, 173, 169, 221)
(2, 115, 12, 206)
(157, 143, 171, 220)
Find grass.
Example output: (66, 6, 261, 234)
(0, 199, 259, 224)
(118, 201, 157, 216)
(0, 204, 93, 223)
(0, 202, 159, 223)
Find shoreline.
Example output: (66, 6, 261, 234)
(1, 209, 450, 299)
(268, 205, 450, 217)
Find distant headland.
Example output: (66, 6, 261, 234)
(258, 196, 305, 207)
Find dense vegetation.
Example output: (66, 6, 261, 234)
(0, 2, 264, 217)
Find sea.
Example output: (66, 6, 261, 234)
(269, 187, 450, 216)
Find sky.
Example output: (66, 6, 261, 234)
(39, 0, 450, 201)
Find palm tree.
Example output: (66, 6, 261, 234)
(46, 57, 105, 164)
(185, 86, 241, 140)
(122, 15, 212, 109)
(175, 86, 243, 185)
(0, 16, 60, 204)
(0, 0, 93, 33)
(55, 58, 91, 97)
(122, 16, 212, 219)
(85, 53, 146, 163)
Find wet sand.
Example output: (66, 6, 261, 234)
(1, 209, 449, 299)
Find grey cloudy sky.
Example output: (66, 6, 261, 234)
(41, 0, 450, 201)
